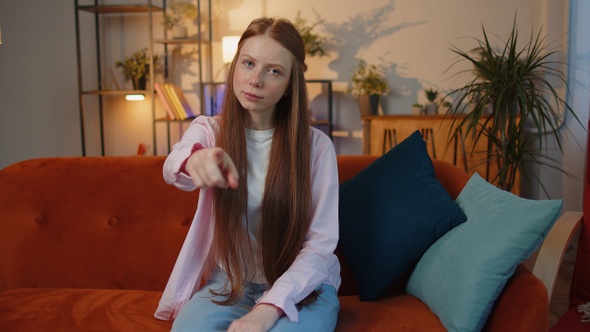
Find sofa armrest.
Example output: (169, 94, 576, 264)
(485, 265, 551, 332)
(532, 211, 583, 301)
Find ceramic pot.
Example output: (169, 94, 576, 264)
(132, 77, 147, 90)
(172, 26, 188, 39)
(412, 106, 423, 116)
(425, 102, 438, 115)
(358, 94, 380, 116)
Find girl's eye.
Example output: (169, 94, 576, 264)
(243, 60, 254, 67)
(269, 68, 281, 76)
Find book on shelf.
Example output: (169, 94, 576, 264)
(163, 83, 189, 120)
(155, 82, 205, 120)
(168, 84, 197, 118)
(204, 84, 226, 116)
(154, 82, 177, 120)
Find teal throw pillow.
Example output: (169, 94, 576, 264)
(406, 173, 563, 332)
(338, 130, 467, 301)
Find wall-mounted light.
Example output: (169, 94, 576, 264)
(0, 20, 3, 45)
(125, 93, 145, 101)
(222, 36, 240, 64)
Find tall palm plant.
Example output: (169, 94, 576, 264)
(446, 19, 579, 194)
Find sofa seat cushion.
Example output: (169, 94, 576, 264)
(335, 294, 445, 331)
(0, 288, 171, 331)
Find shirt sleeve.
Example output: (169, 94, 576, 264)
(255, 130, 340, 322)
(162, 116, 217, 191)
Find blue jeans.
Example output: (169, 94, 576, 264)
(171, 268, 339, 331)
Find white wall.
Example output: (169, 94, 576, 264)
(561, 0, 590, 213)
(0, 0, 80, 164)
(211, 0, 569, 156)
(0, 0, 587, 211)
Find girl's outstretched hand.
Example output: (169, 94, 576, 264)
(185, 147, 239, 190)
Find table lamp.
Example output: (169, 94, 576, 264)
(222, 36, 240, 64)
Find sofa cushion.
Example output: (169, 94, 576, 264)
(338, 130, 467, 301)
(407, 173, 563, 332)
(0, 288, 171, 331)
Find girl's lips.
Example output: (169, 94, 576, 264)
(243, 92, 262, 101)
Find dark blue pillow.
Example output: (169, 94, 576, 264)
(338, 130, 467, 301)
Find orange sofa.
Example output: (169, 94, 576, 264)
(0, 156, 550, 331)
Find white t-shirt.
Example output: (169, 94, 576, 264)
(244, 128, 274, 283)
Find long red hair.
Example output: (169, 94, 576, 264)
(212, 17, 312, 305)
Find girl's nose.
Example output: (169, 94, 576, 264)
(249, 70, 263, 88)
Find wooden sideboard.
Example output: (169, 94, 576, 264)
(361, 115, 520, 194)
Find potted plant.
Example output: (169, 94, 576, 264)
(115, 48, 160, 90)
(293, 11, 328, 58)
(445, 18, 579, 194)
(424, 88, 440, 115)
(412, 103, 424, 115)
(349, 59, 391, 116)
(163, 0, 197, 39)
(439, 100, 452, 115)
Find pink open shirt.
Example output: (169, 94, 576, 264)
(154, 116, 341, 322)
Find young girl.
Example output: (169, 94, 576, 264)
(155, 17, 341, 332)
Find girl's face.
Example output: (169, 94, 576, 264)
(233, 35, 293, 129)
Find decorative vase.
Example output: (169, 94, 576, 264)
(132, 77, 147, 90)
(425, 102, 438, 115)
(412, 106, 423, 116)
(172, 26, 188, 39)
(357, 94, 380, 116)
(369, 94, 380, 115)
(439, 105, 451, 115)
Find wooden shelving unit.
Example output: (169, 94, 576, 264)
(152, 0, 213, 155)
(74, 1, 163, 156)
(74, 0, 213, 156)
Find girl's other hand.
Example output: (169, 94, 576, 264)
(227, 304, 282, 332)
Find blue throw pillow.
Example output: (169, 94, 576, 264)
(406, 173, 563, 332)
(338, 130, 467, 301)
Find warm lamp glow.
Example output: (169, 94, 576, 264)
(125, 93, 145, 101)
(222, 36, 240, 64)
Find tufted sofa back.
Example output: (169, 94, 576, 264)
(0, 157, 198, 292)
(0, 155, 470, 295)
